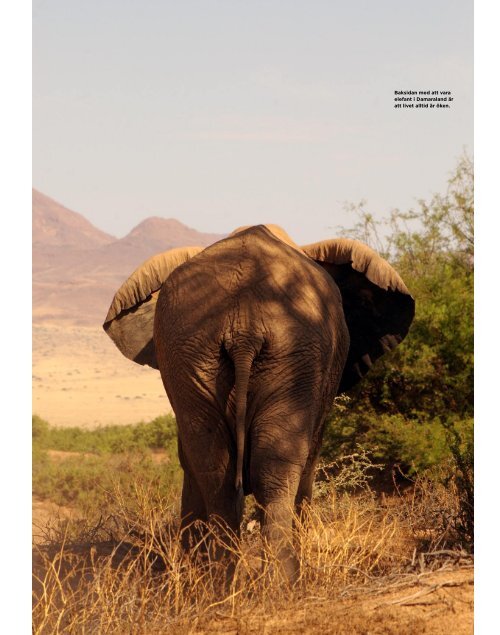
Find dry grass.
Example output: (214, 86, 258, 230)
(32, 469, 472, 634)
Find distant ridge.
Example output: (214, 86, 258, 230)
(32, 190, 225, 325)
(124, 216, 221, 248)
(33, 189, 115, 248)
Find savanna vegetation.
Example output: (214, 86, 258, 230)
(323, 153, 473, 547)
(32, 156, 473, 633)
(32, 414, 182, 517)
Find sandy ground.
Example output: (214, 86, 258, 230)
(221, 567, 474, 634)
(33, 324, 171, 428)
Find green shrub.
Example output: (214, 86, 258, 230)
(32, 415, 183, 515)
(32, 415, 50, 446)
(33, 449, 182, 516)
(321, 154, 474, 516)
(33, 415, 178, 455)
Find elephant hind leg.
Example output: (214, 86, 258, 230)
(250, 412, 312, 584)
(180, 472, 243, 593)
(252, 462, 304, 585)
(260, 499, 300, 585)
(194, 478, 245, 589)
(204, 478, 245, 551)
(179, 470, 208, 553)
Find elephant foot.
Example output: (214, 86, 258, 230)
(263, 543, 299, 586)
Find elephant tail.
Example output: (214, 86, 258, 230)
(228, 339, 262, 493)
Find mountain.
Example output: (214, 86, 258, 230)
(96, 216, 223, 273)
(32, 190, 225, 325)
(33, 189, 115, 248)
(124, 216, 221, 250)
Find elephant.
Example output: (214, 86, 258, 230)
(103, 224, 414, 582)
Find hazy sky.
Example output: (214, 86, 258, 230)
(33, 0, 473, 244)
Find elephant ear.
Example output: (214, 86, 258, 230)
(301, 238, 415, 393)
(103, 246, 205, 368)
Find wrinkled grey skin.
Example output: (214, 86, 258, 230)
(154, 226, 350, 581)
(104, 223, 414, 584)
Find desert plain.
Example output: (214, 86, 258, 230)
(33, 323, 170, 429)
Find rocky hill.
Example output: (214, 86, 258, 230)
(33, 189, 115, 249)
(32, 190, 224, 325)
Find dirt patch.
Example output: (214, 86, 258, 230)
(47, 449, 97, 461)
(205, 568, 473, 634)
(33, 324, 170, 428)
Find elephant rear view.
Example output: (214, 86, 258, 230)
(103, 224, 414, 583)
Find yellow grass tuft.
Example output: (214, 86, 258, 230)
(33, 484, 415, 633)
